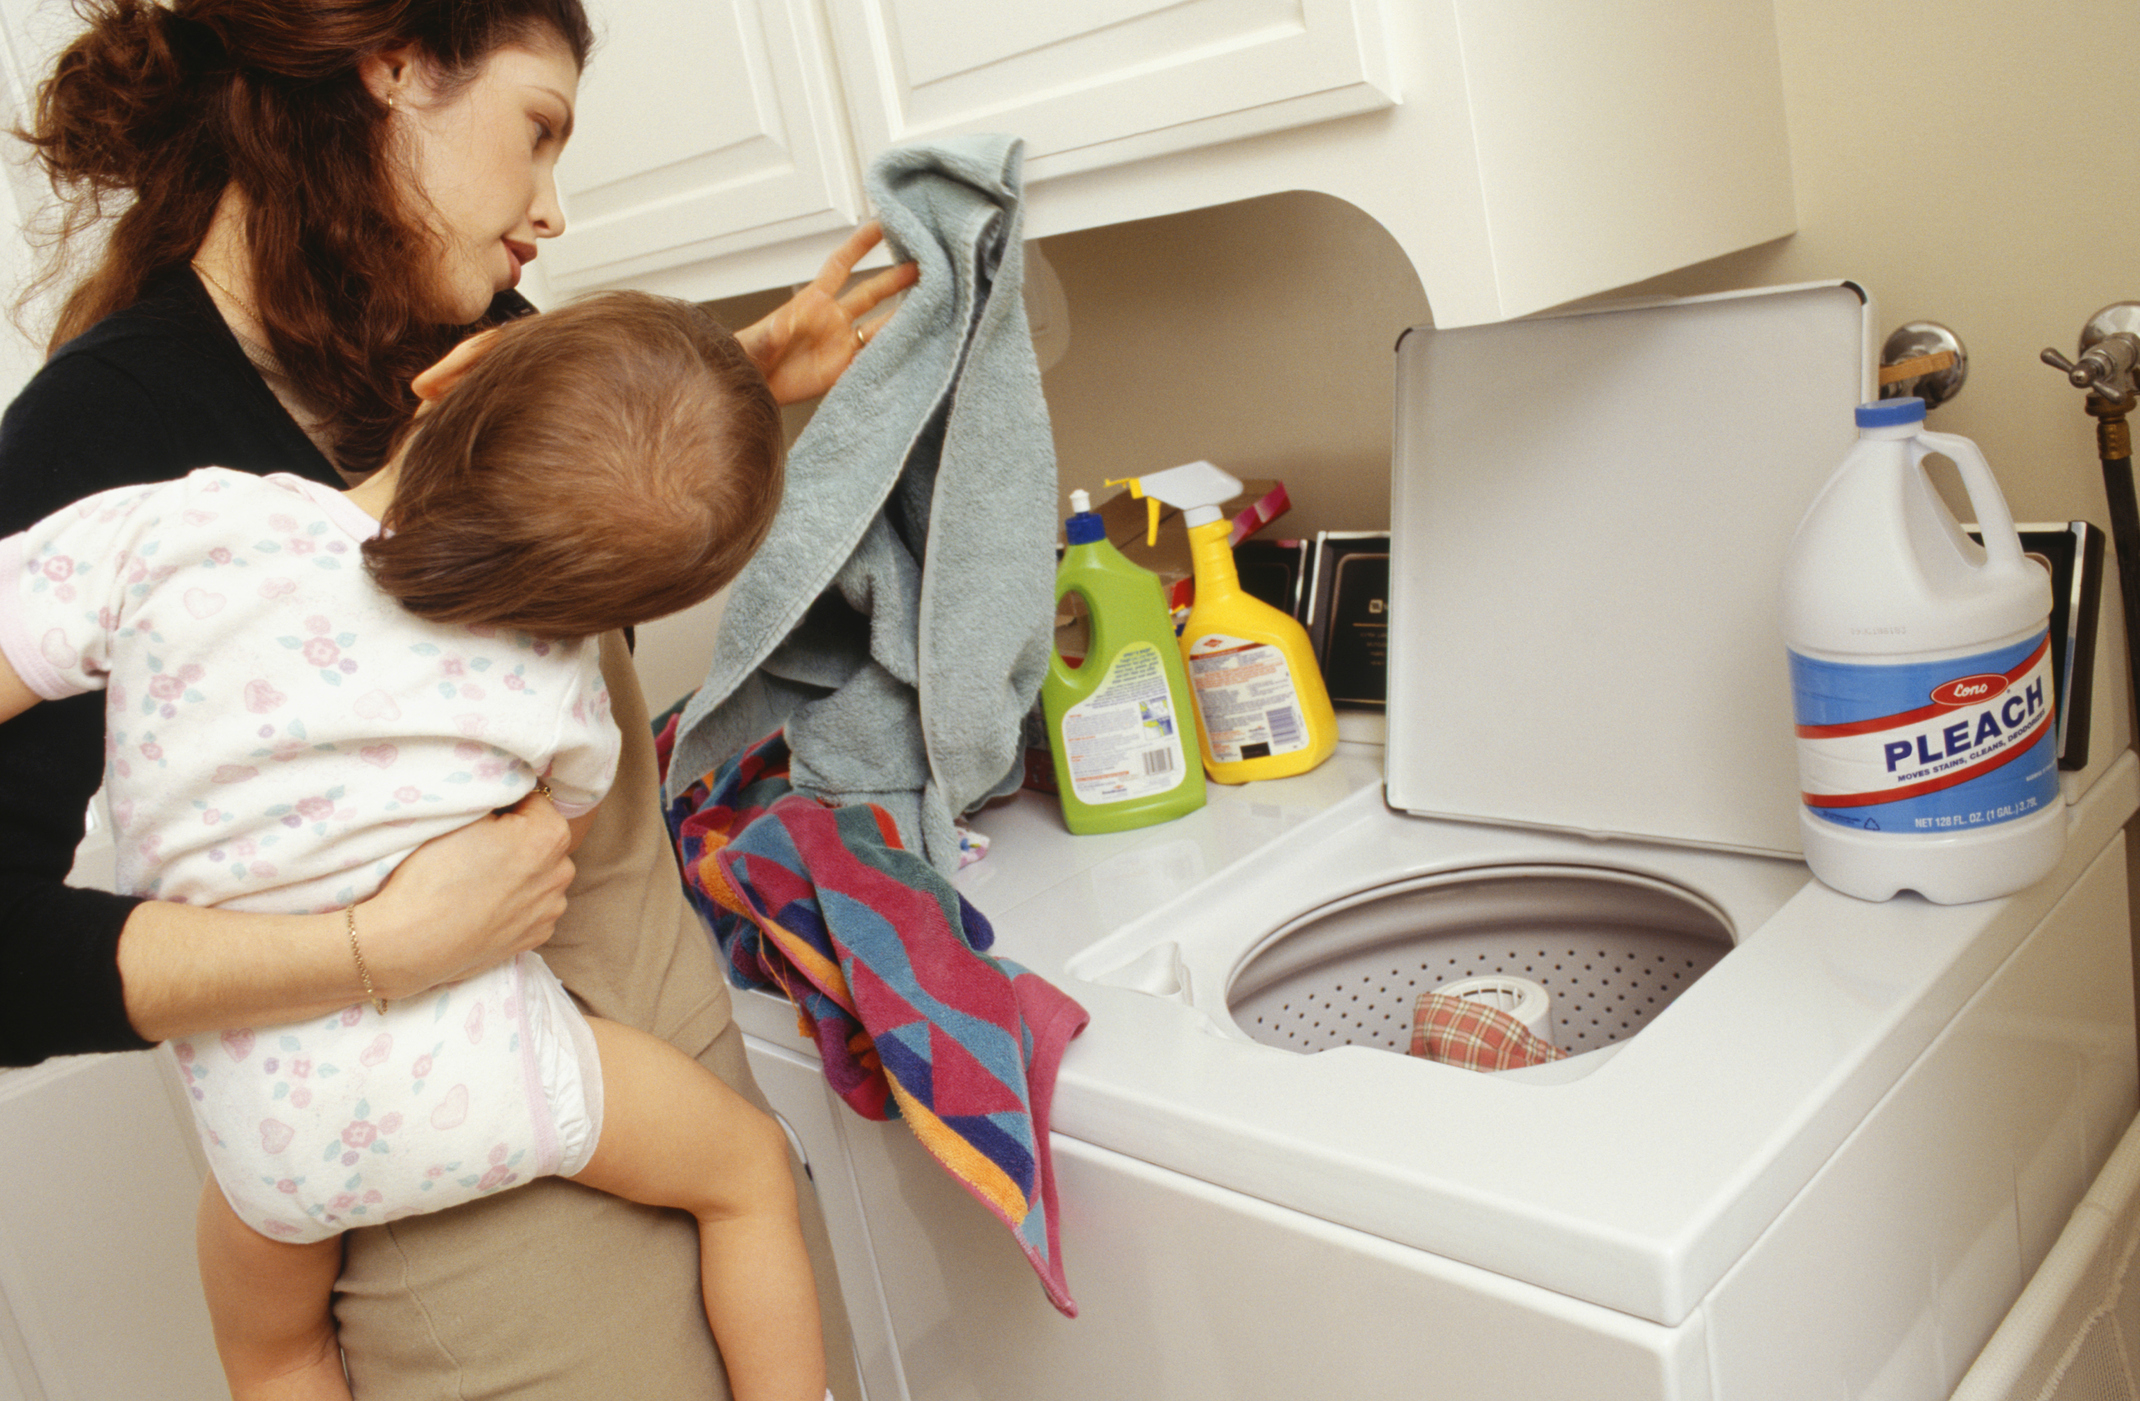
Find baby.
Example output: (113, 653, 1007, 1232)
(0, 291, 827, 1401)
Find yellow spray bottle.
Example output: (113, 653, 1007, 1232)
(1110, 461, 1337, 783)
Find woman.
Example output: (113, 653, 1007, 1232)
(0, 1, 911, 1394)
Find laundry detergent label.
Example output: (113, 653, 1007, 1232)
(1788, 630, 2059, 833)
(1187, 633, 1308, 763)
(1060, 642, 1189, 804)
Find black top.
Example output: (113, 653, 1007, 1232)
(0, 268, 341, 1063)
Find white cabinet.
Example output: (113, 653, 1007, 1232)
(820, 0, 1394, 189)
(742, 1032, 909, 1401)
(542, 0, 864, 299)
(0, 821, 221, 1398)
(553, 0, 1393, 305)
(0, 1055, 225, 1401)
(550, 0, 1795, 329)
(0, 0, 75, 401)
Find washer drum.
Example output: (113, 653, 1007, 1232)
(1226, 866, 1735, 1057)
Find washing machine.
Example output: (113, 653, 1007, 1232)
(734, 281, 2140, 1401)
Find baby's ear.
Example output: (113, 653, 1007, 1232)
(411, 327, 505, 407)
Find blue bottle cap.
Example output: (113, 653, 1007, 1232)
(1065, 511, 1106, 545)
(1856, 397, 1926, 429)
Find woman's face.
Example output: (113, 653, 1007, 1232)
(386, 36, 580, 324)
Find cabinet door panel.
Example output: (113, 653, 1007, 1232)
(742, 1033, 910, 1401)
(829, 0, 1395, 183)
(0, 1055, 225, 1401)
(546, 0, 863, 294)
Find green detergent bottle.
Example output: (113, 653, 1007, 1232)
(1042, 490, 1206, 833)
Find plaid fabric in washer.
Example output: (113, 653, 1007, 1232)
(1409, 992, 1566, 1071)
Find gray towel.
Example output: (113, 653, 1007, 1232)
(663, 135, 1057, 876)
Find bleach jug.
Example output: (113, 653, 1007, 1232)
(1781, 397, 2063, 903)
(1042, 490, 1206, 833)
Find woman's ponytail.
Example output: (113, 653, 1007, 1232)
(30, 3, 207, 187)
(19, 0, 231, 346)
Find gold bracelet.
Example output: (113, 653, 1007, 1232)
(346, 905, 387, 1015)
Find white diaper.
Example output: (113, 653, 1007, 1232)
(170, 952, 604, 1243)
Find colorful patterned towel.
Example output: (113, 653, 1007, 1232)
(661, 725, 1088, 1315)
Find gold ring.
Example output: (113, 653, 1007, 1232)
(854, 325, 867, 348)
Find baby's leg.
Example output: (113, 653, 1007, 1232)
(573, 1017, 828, 1401)
(194, 1180, 351, 1401)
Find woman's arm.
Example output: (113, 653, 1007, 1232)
(0, 648, 579, 1041)
(117, 792, 576, 1039)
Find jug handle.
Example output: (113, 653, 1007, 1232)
(1916, 429, 2028, 575)
(1047, 582, 1105, 690)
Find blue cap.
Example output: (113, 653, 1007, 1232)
(1065, 511, 1106, 545)
(1857, 396, 1925, 429)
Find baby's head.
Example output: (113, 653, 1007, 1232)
(361, 291, 785, 637)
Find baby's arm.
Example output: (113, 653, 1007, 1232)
(543, 649, 621, 856)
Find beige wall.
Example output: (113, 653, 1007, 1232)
(1627, 0, 2139, 526)
(1034, 192, 1426, 539)
(1025, 0, 2139, 540)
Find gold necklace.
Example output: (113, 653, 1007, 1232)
(190, 258, 268, 339)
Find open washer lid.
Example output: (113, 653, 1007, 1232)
(1385, 281, 1875, 855)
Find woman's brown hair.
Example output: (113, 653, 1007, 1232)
(18, 0, 594, 475)
(361, 291, 786, 639)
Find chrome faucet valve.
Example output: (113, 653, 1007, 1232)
(2041, 302, 2140, 406)
(1879, 322, 1968, 408)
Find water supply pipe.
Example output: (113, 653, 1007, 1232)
(2043, 303, 2140, 737)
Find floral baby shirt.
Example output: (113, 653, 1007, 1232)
(0, 468, 617, 915)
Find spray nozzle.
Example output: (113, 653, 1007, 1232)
(1103, 461, 1243, 547)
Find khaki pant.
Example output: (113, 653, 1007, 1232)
(335, 633, 856, 1399)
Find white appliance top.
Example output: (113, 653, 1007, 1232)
(1384, 282, 1874, 855)
(1029, 760, 2134, 1324)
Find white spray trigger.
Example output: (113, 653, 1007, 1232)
(1105, 461, 1242, 546)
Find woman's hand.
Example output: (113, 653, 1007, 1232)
(738, 221, 919, 405)
(115, 791, 576, 1040)
(357, 789, 576, 998)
